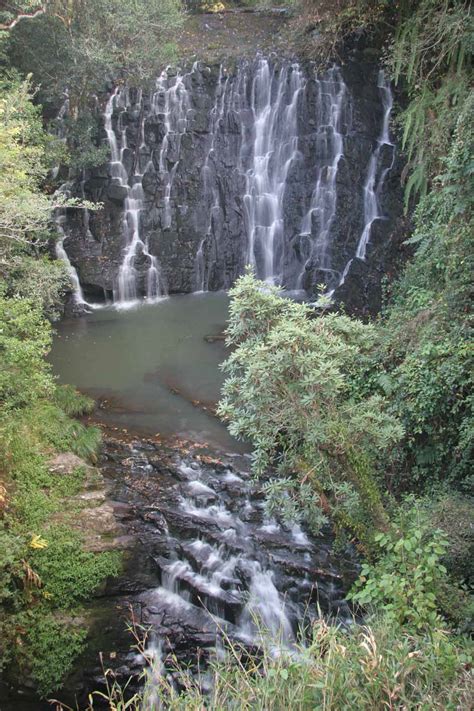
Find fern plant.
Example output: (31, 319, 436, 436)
(389, 0, 472, 207)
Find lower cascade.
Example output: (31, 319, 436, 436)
(99, 435, 352, 673)
(58, 56, 400, 309)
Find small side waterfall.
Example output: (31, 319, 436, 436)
(195, 66, 230, 292)
(55, 237, 88, 306)
(241, 60, 305, 284)
(104, 88, 166, 304)
(54, 206, 88, 307)
(297, 68, 348, 289)
(335, 71, 395, 291)
(152, 66, 194, 230)
(51, 97, 89, 306)
(356, 70, 394, 260)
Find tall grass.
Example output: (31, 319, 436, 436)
(58, 616, 473, 710)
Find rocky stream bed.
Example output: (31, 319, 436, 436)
(61, 427, 358, 705)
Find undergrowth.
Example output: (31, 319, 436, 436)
(58, 616, 473, 710)
(0, 296, 120, 696)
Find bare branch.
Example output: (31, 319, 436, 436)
(0, 4, 47, 31)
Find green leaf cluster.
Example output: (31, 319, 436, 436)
(381, 92, 473, 492)
(350, 507, 450, 630)
(6, 0, 183, 110)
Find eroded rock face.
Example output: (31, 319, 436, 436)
(61, 53, 404, 315)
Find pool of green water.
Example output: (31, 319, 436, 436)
(50, 292, 243, 452)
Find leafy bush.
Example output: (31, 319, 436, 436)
(426, 494, 474, 586)
(0, 295, 54, 411)
(218, 271, 403, 546)
(7, 0, 183, 111)
(31, 526, 120, 608)
(350, 505, 450, 629)
(5, 255, 69, 320)
(0, 290, 117, 695)
(381, 93, 473, 492)
(53, 384, 95, 417)
(23, 613, 87, 697)
(389, 0, 472, 206)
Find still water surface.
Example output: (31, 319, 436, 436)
(50, 292, 242, 451)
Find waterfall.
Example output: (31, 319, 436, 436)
(91, 60, 397, 305)
(297, 68, 348, 290)
(152, 65, 194, 230)
(356, 70, 394, 260)
(54, 206, 88, 307)
(241, 59, 305, 284)
(195, 66, 230, 292)
(55, 234, 87, 306)
(104, 88, 165, 304)
(335, 71, 395, 292)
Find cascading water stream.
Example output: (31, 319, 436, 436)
(130, 454, 348, 652)
(104, 88, 165, 304)
(333, 71, 395, 293)
(356, 71, 394, 261)
(297, 68, 348, 290)
(241, 59, 305, 284)
(51, 97, 90, 307)
(195, 66, 230, 292)
(55, 209, 89, 307)
(152, 65, 195, 230)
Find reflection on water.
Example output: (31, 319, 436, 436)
(50, 292, 244, 452)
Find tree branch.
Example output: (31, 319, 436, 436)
(0, 5, 47, 31)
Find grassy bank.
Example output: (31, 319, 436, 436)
(0, 298, 121, 696)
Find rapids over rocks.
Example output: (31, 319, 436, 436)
(96, 436, 352, 676)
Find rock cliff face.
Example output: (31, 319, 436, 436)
(60, 53, 404, 315)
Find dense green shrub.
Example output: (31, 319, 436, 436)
(22, 613, 88, 697)
(426, 494, 474, 586)
(31, 527, 120, 608)
(6, 0, 183, 111)
(0, 291, 119, 694)
(350, 504, 451, 630)
(218, 272, 403, 547)
(381, 93, 473, 492)
(0, 296, 54, 410)
(389, 0, 472, 206)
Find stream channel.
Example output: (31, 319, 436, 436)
(46, 293, 355, 705)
